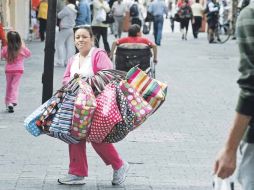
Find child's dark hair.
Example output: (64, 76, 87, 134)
(6, 31, 22, 62)
(73, 25, 93, 38)
(128, 24, 141, 37)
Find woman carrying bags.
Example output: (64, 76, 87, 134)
(58, 25, 129, 185)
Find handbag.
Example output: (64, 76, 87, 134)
(81, 69, 126, 96)
(96, 8, 106, 22)
(119, 80, 152, 127)
(36, 76, 79, 133)
(24, 100, 50, 137)
(145, 11, 154, 22)
(102, 11, 115, 24)
(213, 176, 234, 190)
(103, 81, 136, 143)
(87, 82, 122, 143)
(70, 80, 97, 140)
(142, 24, 149, 35)
(48, 77, 80, 144)
(174, 12, 181, 22)
(126, 66, 167, 113)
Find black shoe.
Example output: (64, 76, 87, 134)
(8, 105, 14, 113)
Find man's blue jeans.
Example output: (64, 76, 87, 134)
(153, 15, 164, 45)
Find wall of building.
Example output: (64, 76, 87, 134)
(1, 0, 30, 40)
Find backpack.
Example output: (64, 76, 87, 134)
(179, 6, 192, 19)
(130, 4, 139, 17)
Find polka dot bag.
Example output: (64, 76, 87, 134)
(103, 81, 136, 143)
(119, 80, 153, 127)
(87, 82, 122, 143)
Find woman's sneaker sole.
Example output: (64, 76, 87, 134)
(58, 178, 86, 185)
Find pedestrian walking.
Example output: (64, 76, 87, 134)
(191, 0, 203, 38)
(168, 0, 174, 32)
(55, 0, 77, 67)
(148, 0, 168, 46)
(1, 31, 31, 113)
(178, 0, 193, 40)
(58, 25, 129, 185)
(205, 0, 220, 43)
(37, 0, 48, 42)
(76, 0, 91, 26)
(214, 2, 254, 190)
(91, 0, 111, 54)
(112, 0, 126, 38)
(129, 0, 144, 27)
(145, 0, 154, 33)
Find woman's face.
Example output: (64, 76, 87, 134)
(74, 28, 93, 53)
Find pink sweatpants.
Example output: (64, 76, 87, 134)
(68, 141, 123, 177)
(5, 73, 23, 105)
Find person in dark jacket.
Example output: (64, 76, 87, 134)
(214, 2, 254, 190)
(178, 0, 193, 40)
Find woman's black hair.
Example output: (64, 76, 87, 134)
(128, 24, 141, 37)
(73, 25, 93, 38)
(6, 31, 22, 62)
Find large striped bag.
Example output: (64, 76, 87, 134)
(126, 66, 167, 113)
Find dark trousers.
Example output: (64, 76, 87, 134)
(180, 18, 190, 32)
(92, 26, 110, 53)
(39, 18, 47, 41)
(192, 16, 202, 38)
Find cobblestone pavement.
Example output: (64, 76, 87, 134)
(0, 23, 240, 190)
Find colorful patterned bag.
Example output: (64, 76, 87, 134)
(119, 80, 152, 127)
(24, 100, 50, 137)
(126, 66, 167, 113)
(87, 82, 122, 143)
(103, 82, 136, 143)
(71, 80, 97, 140)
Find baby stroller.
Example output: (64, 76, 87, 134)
(114, 43, 156, 78)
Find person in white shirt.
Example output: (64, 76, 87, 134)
(191, 0, 203, 38)
(112, 0, 126, 38)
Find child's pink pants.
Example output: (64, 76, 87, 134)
(5, 73, 22, 105)
(68, 141, 123, 177)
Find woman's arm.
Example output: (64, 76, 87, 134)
(93, 49, 113, 73)
(62, 57, 73, 85)
(110, 41, 117, 60)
